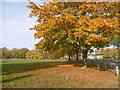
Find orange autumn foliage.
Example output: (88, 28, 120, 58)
(27, 2, 119, 60)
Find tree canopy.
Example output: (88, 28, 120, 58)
(27, 2, 119, 64)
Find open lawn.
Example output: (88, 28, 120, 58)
(1, 59, 118, 88)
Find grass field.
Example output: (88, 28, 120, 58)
(1, 59, 118, 88)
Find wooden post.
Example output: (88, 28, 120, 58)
(97, 64, 100, 70)
(105, 64, 108, 71)
(116, 66, 120, 88)
(116, 66, 119, 79)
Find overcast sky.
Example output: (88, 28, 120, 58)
(0, 1, 42, 50)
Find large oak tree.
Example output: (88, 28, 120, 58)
(27, 1, 119, 67)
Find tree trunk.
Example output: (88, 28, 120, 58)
(82, 49, 88, 68)
(68, 55, 71, 61)
(76, 52, 79, 62)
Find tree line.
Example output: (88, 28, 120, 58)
(0, 46, 119, 59)
(1, 47, 29, 59)
(0, 47, 68, 59)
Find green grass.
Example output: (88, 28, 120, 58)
(2, 59, 80, 88)
(2, 59, 73, 75)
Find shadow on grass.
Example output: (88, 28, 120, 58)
(2, 74, 34, 82)
(2, 60, 76, 75)
(4, 59, 115, 76)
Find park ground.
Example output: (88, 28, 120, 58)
(1, 59, 118, 88)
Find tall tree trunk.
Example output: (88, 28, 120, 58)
(68, 55, 71, 61)
(76, 52, 79, 61)
(82, 49, 88, 68)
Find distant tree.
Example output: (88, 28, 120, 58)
(1, 47, 8, 59)
(11, 48, 18, 58)
(17, 48, 29, 59)
(1, 47, 29, 59)
(109, 35, 120, 48)
(102, 48, 120, 58)
(26, 49, 44, 59)
(0, 48, 2, 59)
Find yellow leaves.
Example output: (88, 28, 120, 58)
(29, 28, 34, 30)
(88, 17, 119, 35)
(73, 31, 86, 38)
(59, 14, 76, 21)
(29, 25, 41, 30)
(103, 37, 110, 41)
(44, 18, 56, 26)
(73, 28, 87, 38)
(89, 17, 106, 28)
(77, 16, 90, 28)
(50, 2, 58, 5)
(29, 2, 35, 5)
(80, 3, 101, 12)
(54, 14, 76, 29)
(84, 40, 91, 45)
(115, 13, 120, 17)
(34, 30, 46, 38)
(77, 9, 85, 16)
(79, 15, 90, 23)
(35, 39, 46, 48)
(85, 33, 110, 46)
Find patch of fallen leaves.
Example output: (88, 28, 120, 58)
(3, 64, 118, 88)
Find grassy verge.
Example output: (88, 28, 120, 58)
(2, 59, 76, 75)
